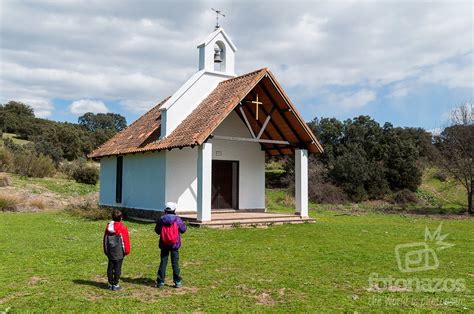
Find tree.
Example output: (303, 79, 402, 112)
(433, 103, 473, 214)
(308, 115, 425, 202)
(0, 101, 35, 134)
(382, 124, 423, 192)
(78, 112, 127, 132)
(1, 101, 34, 117)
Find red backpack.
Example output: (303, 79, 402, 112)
(161, 222, 179, 246)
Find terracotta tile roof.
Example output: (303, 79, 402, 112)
(88, 97, 169, 158)
(89, 67, 323, 158)
(143, 68, 268, 152)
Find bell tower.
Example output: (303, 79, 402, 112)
(197, 27, 237, 76)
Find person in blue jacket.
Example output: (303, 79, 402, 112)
(155, 202, 187, 288)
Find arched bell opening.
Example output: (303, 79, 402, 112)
(214, 40, 226, 72)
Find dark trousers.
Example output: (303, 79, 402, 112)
(107, 258, 123, 285)
(157, 249, 181, 283)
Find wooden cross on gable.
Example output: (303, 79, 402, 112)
(251, 94, 262, 120)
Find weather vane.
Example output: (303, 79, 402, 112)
(211, 8, 225, 30)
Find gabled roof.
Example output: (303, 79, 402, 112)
(88, 68, 323, 159)
(88, 96, 169, 158)
(197, 27, 237, 52)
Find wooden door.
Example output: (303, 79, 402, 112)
(212, 160, 238, 209)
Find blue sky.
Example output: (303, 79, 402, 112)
(1, 0, 472, 132)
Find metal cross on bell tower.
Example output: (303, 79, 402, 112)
(211, 8, 225, 30)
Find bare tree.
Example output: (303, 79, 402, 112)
(434, 103, 473, 214)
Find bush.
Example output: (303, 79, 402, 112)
(29, 198, 46, 210)
(309, 182, 348, 204)
(58, 160, 79, 179)
(392, 189, 420, 205)
(72, 164, 99, 185)
(307, 157, 348, 204)
(0, 193, 19, 211)
(265, 170, 287, 188)
(0, 147, 13, 172)
(12, 152, 55, 178)
(432, 169, 448, 182)
(0, 173, 11, 187)
(66, 195, 108, 220)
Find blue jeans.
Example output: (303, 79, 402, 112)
(157, 249, 181, 283)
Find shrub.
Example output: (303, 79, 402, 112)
(0, 193, 19, 211)
(66, 195, 108, 220)
(58, 160, 78, 179)
(0, 173, 11, 187)
(0, 147, 13, 172)
(392, 189, 420, 205)
(307, 157, 349, 204)
(309, 182, 348, 204)
(72, 164, 99, 185)
(283, 194, 295, 207)
(29, 198, 46, 210)
(265, 170, 287, 188)
(432, 169, 448, 182)
(30, 154, 56, 178)
(12, 152, 55, 178)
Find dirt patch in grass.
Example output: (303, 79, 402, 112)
(129, 285, 198, 301)
(236, 284, 300, 306)
(28, 276, 48, 285)
(0, 292, 30, 305)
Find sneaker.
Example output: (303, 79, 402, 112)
(112, 285, 123, 291)
(107, 284, 113, 290)
(156, 281, 165, 288)
(174, 281, 182, 288)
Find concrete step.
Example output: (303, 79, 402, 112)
(188, 217, 315, 228)
(207, 214, 302, 221)
(211, 209, 238, 213)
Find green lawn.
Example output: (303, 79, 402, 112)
(0, 208, 472, 312)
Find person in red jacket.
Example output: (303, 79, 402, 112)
(103, 209, 130, 291)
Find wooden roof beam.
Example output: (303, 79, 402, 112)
(259, 83, 305, 146)
(211, 135, 291, 145)
(234, 107, 281, 154)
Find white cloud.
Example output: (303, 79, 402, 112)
(17, 98, 54, 118)
(419, 54, 474, 89)
(325, 89, 376, 111)
(69, 99, 109, 115)
(0, 0, 472, 118)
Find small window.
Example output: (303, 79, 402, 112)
(116, 156, 123, 203)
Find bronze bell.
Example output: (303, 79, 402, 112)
(214, 46, 222, 63)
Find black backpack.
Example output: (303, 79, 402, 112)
(106, 234, 124, 260)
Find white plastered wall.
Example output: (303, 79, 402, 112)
(165, 147, 199, 212)
(163, 111, 265, 212)
(160, 71, 233, 138)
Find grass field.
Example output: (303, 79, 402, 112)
(1, 206, 473, 312)
(9, 174, 99, 196)
(418, 168, 467, 210)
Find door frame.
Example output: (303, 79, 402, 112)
(211, 159, 239, 210)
